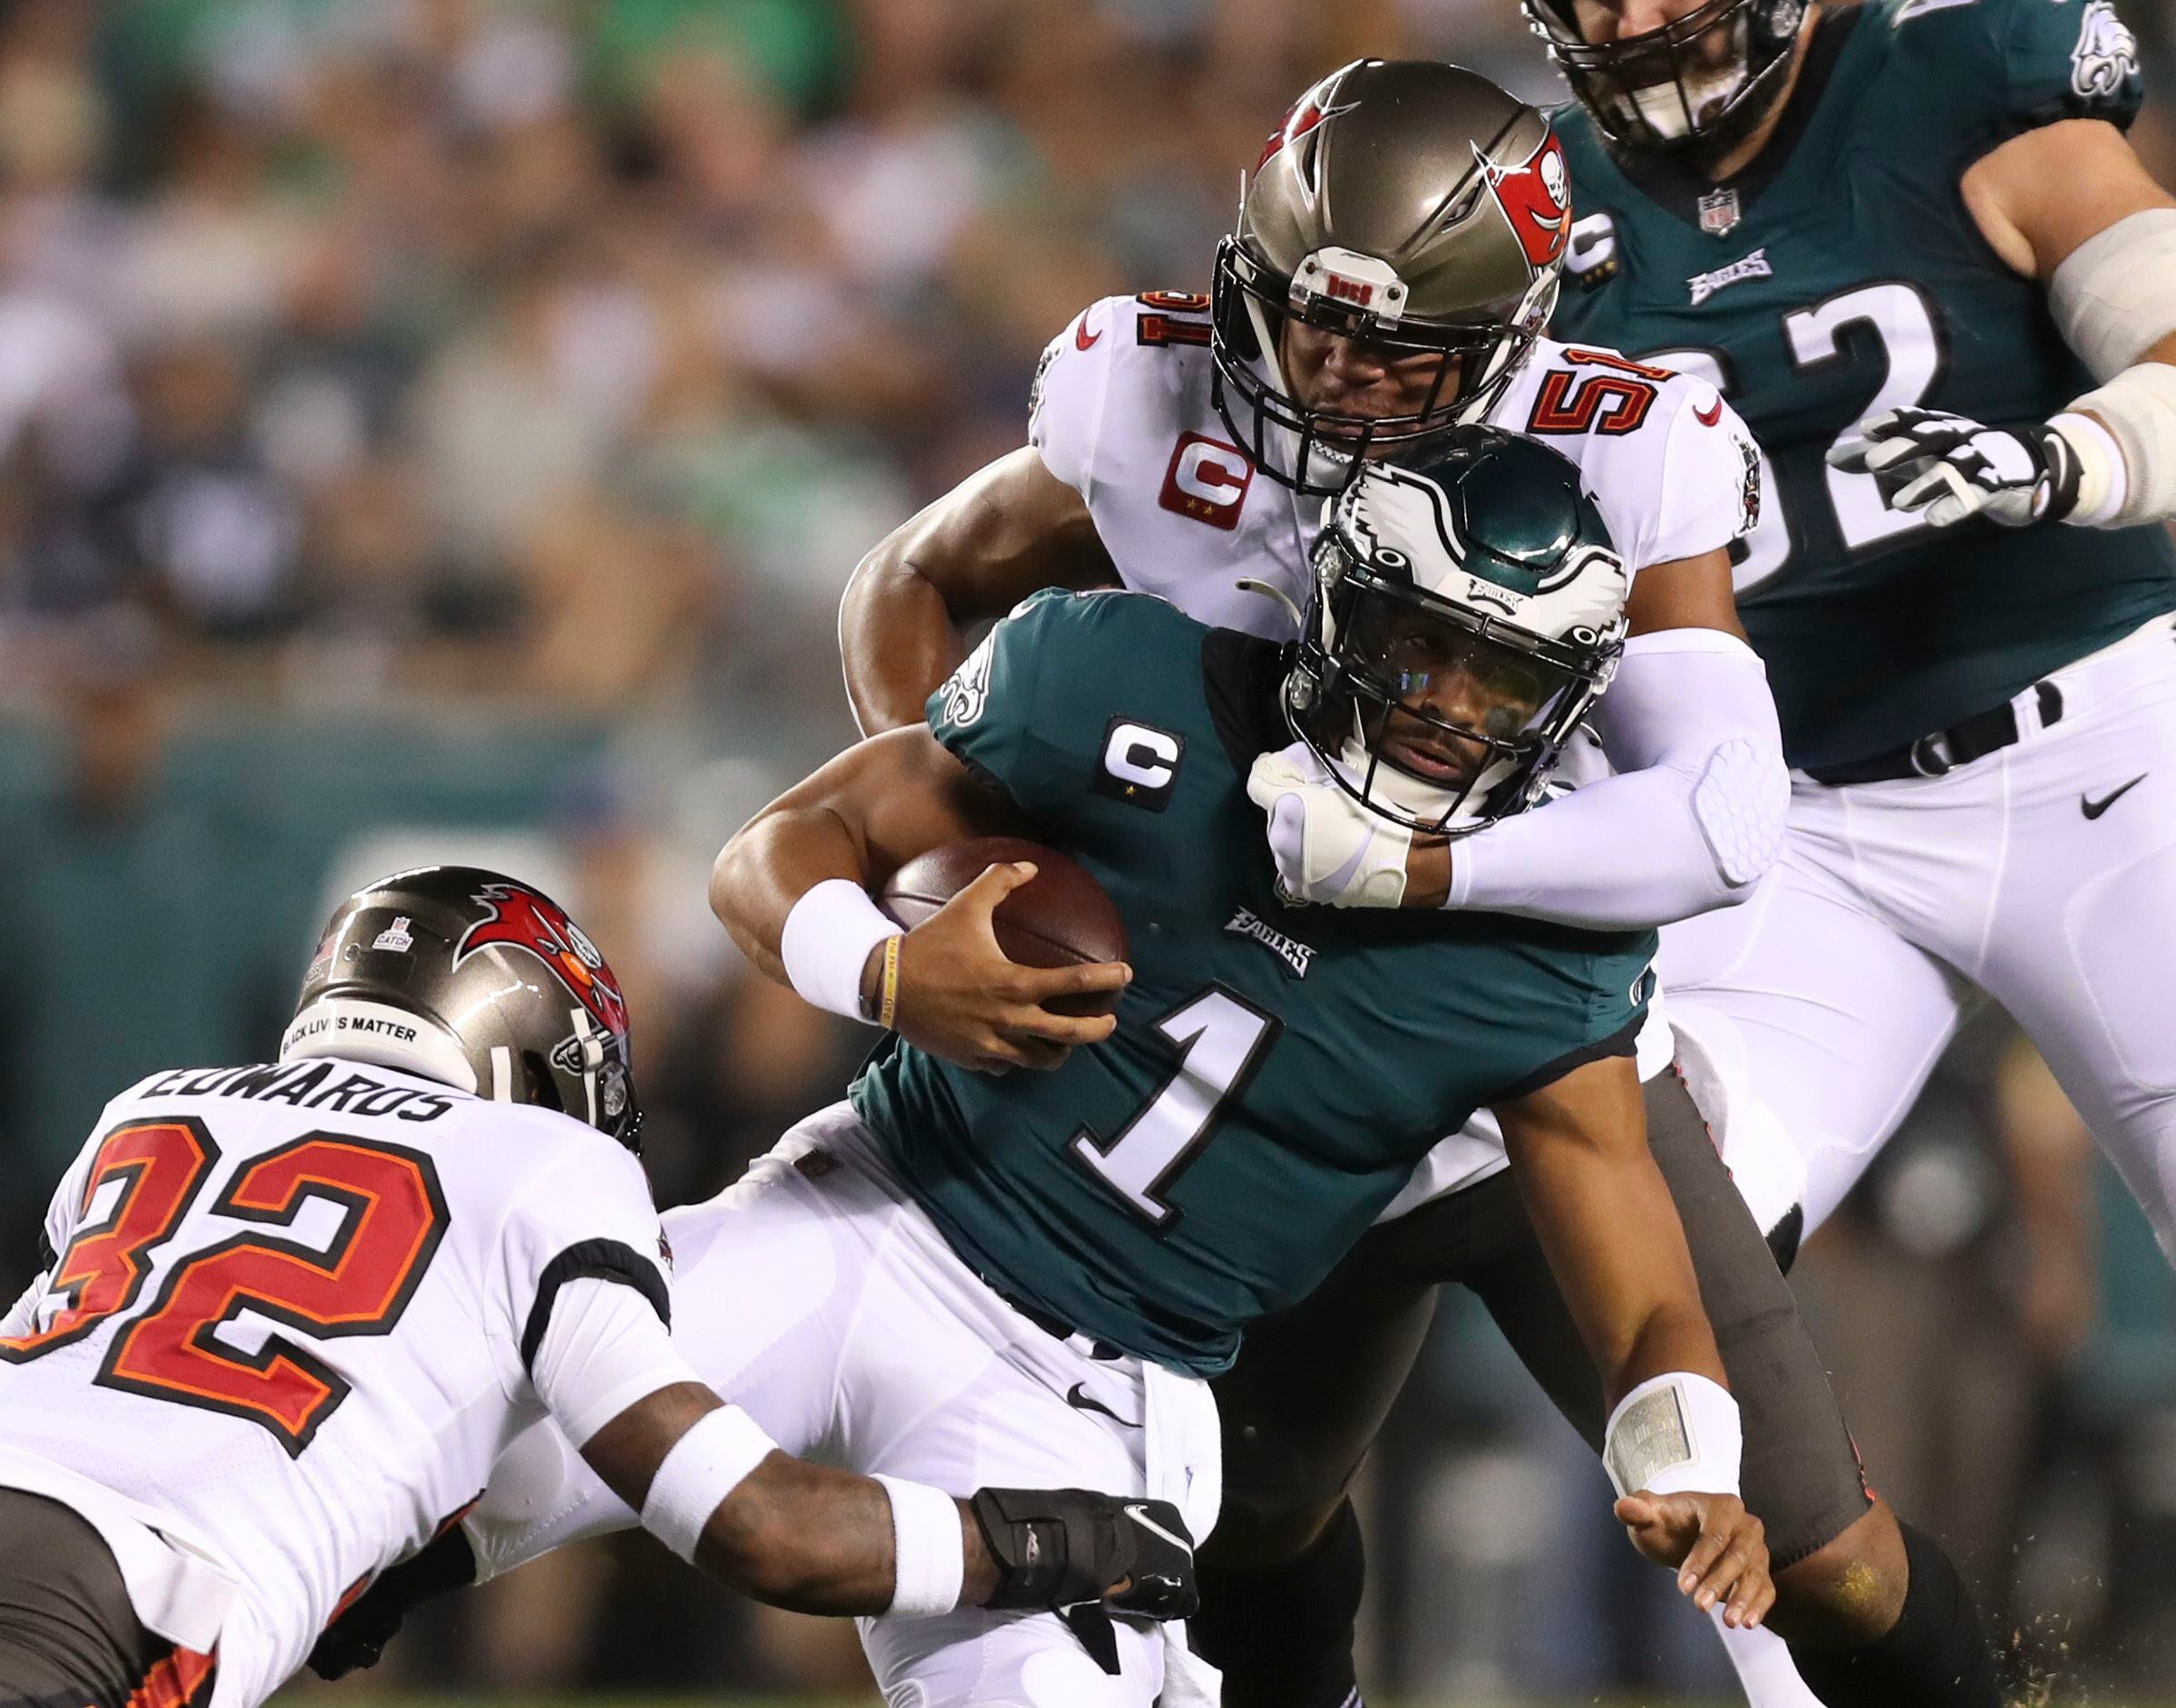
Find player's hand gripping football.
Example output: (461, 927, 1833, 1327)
(1828, 406, 2081, 529)
(1614, 1488, 1774, 1630)
(869, 860, 1131, 1073)
(1248, 740, 1447, 908)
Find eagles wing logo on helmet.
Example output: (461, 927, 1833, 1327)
(1476, 132, 1572, 271)
(457, 883, 629, 1042)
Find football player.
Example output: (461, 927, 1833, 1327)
(357, 434, 1777, 1708)
(0, 868, 1196, 1708)
(836, 58, 1996, 1708)
(1530, 1, 2176, 1265)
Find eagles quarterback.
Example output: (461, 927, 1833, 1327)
(367, 435, 1776, 1708)
(836, 57, 2001, 1708)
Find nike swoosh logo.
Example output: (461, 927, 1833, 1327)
(1695, 396, 1723, 427)
(1122, 1503, 1193, 1556)
(2083, 774, 2147, 820)
(1075, 315, 1102, 352)
(1065, 1382, 1139, 1426)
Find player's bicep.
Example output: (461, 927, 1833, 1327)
(748, 724, 1030, 886)
(898, 448, 1116, 616)
(1963, 120, 2176, 279)
(1623, 547, 1744, 641)
(528, 1273, 685, 1446)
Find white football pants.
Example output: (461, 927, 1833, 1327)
(472, 1101, 1222, 1708)
(1661, 611, 2176, 1253)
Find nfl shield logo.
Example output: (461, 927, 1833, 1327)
(1698, 187, 1742, 238)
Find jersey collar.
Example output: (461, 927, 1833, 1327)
(1201, 627, 1295, 772)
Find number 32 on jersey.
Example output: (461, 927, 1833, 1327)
(0, 1119, 448, 1456)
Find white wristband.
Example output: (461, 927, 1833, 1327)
(639, 1404, 781, 1562)
(2050, 410, 2128, 528)
(874, 1474, 966, 1616)
(1603, 1372, 1742, 1499)
(780, 878, 899, 1023)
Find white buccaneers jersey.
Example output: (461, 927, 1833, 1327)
(1028, 291, 1760, 629)
(0, 1058, 670, 1708)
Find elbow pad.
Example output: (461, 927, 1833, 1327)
(1609, 628, 1788, 895)
(1692, 737, 1789, 889)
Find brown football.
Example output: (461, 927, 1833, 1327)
(881, 837, 1131, 1019)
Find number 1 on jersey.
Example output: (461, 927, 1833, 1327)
(1070, 987, 1281, 1228)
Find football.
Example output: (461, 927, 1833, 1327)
(881, 837, 1131, 1019)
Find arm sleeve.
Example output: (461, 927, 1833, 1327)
(1447, 628, 1789, 930)
(529, 1275, 698, 1447)
(1027, 301, 1117, 498)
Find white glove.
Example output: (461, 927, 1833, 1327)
(1827, 406, 2081, 529)
(1245, 740, 1412, 908)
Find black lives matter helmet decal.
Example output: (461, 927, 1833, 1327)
(282, 866, 643, 1150)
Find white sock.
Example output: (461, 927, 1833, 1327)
(1710, 1607, 1823, 1708)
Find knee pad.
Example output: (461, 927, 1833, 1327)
(1191, 1500, 1365, 1708)
(1787, 1522, 1999, 1708)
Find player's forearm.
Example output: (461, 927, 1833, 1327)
(840, 544, 970, 737)
(699, 1453, 996, 1616)
(1523, 1150, 1726, 1408)
(712, 803, 875, 984)
(1498, 1063, 1727, 1407)
(1440, 631, 1787, 929)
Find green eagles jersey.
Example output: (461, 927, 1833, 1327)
(1551, 0, 2176, 772)
(849, 588, 1656, 1376)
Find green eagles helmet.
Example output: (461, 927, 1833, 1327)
(1210, 59, 1571, 495)
(1287, 426, 1630, 834)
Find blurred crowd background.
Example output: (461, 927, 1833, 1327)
(1, 0, 2173, 1701)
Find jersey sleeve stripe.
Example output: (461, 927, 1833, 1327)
(519, 1238, 671, 1375)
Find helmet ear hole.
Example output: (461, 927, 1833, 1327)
(520, 1051, 565, 1115)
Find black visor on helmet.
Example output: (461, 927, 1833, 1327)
(1292, 535, 1612, 834)
(1212, 237, 1541, 497)
(1525, 0, 1807, 155)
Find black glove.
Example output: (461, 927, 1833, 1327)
(306, 1525, 479, 1680)
(969, 1487, 1199, 1619)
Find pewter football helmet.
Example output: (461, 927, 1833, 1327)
(1211, 60, 1572, 495)
(282, 866, 641, 1150)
